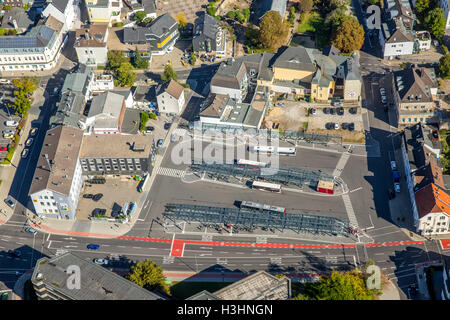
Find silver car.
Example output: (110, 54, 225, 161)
(93, 258, 109, 265)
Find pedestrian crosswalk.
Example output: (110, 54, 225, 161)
(156, 167, 185, 178)
(163, 256, 174, 264)
(55, 249, 68, 256)
(342, 194, 359, 228)
(333, 153, 350, 177)
(270, 257, 282, 265)
(256, 236, 268, 244)
(217, 258, 228, 265)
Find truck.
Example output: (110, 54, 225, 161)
(392, 170, 400, 183)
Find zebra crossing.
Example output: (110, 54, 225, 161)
(163, 256, 174, 264)
(55, 249, 68, 256)
(332, 153, 350, 177)
(156, 167, 185, 178)
(342, 194, 359, 228)
(270, 257, 282, 264)
(256, 236, 268, 244)
(217, 258, 228, 265)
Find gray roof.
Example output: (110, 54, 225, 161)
(211, 54, 264, 89)
(32, 252, 164, 300)
(123, 0, 156, 13)
(50, 91, 86, 128)
(259, 0, 287, 19)
(193, 12, 224, 52)
(0, 24, 57, 54)
(47, 0, 71, 14)
(88, 91, 125, 130)
(187, 290, 221, 300)
(146, 13, 177, 37)
(61, 64, 94, 94)
(272, 46, 316, 72)
(1, 7, 35, 30)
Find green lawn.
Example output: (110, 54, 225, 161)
(170, 281, 230, 300)
(296, 11, 330, 50)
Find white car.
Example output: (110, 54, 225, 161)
(334, 123, 339, 130)
(25, 227, 37, 235)
(380, 88, 386, 96)
(394, 183, 401, 193)
(390, 161, 397, 171)
(93, 258, 109, 265)
(4, 120, 18, 127)
(381, 96, 387, 104)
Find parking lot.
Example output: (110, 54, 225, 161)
(76, 177, 141, 221)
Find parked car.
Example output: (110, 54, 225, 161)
(347, 123, 355, 131)
(157, 139, 164, 148)
(3, 133, 13, 139)
(0, 79, 12, 84)
(380, 88, 386, 96)
(323, 107, 330, 114)
(92, 193, 103, 201)
(25, 227, 37, 235)
(87, 244, 100, 250)
(4, 197, 14, 208)
(325, 123, 334, 130)
(21, 149, 29, 158)
(0, 146, 7, 151)
(30, 128, 38, 136)
(394, 183, 401, 193)
(388, 188, 395, 200)
(146, 126, 154, 132)
(334, 123, 339, 130)
(381, 96, 387, 104)
(4, 120, 18, 127)
(390, 161, 397, 171)
(8, 249, 21, 258)
(164, 122, 171, 130)
(333, 102, 343, 107)
(431, 62, 440, 67)
(336, 108, 344, 116)
(25, 138, 33, 147)
(309, 108, 316, 115)
(92, 208, 106, 216)
(349, 107, 357, 114)
(392, 170, 400, 182)
(341, 123, 348, 130)
(3, 129, 14, 135)
(93, 258, 109, 265)
(0, 92, 3, 100)
(330, 108, 335, 115)
(83, 194, 94, 199)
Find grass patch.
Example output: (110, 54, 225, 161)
(170, 281, 230, 299)
(297, 11, 329, 50)
(0, 145, 16, 164)
(439, 131, 450, 174)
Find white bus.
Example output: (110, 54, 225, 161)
(237, 159, 267, 168)
(249, 146, 296, 156)
(252, 181, 281, 193)
(240, 201, 286, 213)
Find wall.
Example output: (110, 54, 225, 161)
(273, 67, 314, 81)
(383, 41, 414, 58)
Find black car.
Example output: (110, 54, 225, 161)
(164, 123, 171, 130)
(349, 107, 357, 114)
(325, 122, 335, 130)
(348, 123, 355, 131)
(341, 123, 348, 130)
(92, 208, 106, 216)
(146, 126, 155, 132)
(330, 108, 335, 115)
(83, 194, 94, 199)
(92, 193, 103, 201)
(8, 249, 21, 258)
(323, 107, 330, 114)
(337, 107, 344, 116)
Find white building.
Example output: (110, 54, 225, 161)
(85, 91, 126, 134)
(156, 80, 185, 114)
(415, 183, 450, 236)
(29, 126, 84, 220)
(379, 20, 415, 59)
(42, 0, 76, 32)
(91, 74, 115, 92)
(74, 25, 109, 66)
(85, 0, 122, 26)
(0, 16, 65, 71)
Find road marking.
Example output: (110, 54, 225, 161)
(333, 152, 350, 177)
(342, 194, 359, 228)
(47, 240, 52, 248)
(350, 187, 363, 193)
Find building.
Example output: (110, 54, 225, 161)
(0, 7, 35, 34)
(74, 25, 109, 66)
(415, 183, 450, 235)
(79, 134, 154, 176)
(212, 271, 291, 300)
(123, 13, 178, 55)
(259, 0, 287, 20)
(41, 0, 75, 31)
(0, 16, 65, 71)
(91, 74, 114, 92)
(1, 0, 31, 8)
(415, 30, 432, 52)
(84, 0, 122, 26)
(379, 20, 415, 59)
(192, 12, 226, 58)
(85, 91, 126, 134)
(440, 0, 450, 30)
(31, 252, 165, 300)
(156, 80, 185, 114)
(122, 0, 157, 20)
(29, 126, 84, 220)
(393, 66, 439, 125)
(384, 0, 415, 30)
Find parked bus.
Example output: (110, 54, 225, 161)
(240, 201, 286, 213)
(237, 159, 267, 168)
(249, 146, 296, 156)
(251, 181, 281, 193)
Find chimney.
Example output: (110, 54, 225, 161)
(12, 19, 18, 30)
(84, 30, 90, 40)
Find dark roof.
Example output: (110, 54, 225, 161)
(272, 46, 316, 72)
(193, 12, 223, 52)
(48, 0, 71, 14)
(123, 13, 177, 43)
(322, 45, 341, 57)
(0, 7, 34, 30)
(394, 67, 435, 103)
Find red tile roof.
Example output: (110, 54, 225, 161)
(415, 183, 450, 218)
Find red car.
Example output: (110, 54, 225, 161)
(0, 146, 7, 151)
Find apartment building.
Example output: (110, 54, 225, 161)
(393, 66, 439, 125)
(85, 0, 122, 26)
(0, 15, 65, 71)
(85, 91, 126, 134)
(192, 12, 226, 58)
(29, 126, 84, 220)
(74, 25, 109, 66)
(0, 7, 35, 34)
(41, 0, 75, 32)
(156, 80, 185, 114)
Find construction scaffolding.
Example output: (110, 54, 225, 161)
(190, 162, 335, 187)
(163, 204, 351, 236)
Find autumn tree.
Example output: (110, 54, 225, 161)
(299, 0, 313, 14)
(125, 259, 170, 295)
(331, 17, 364, 54)
(424, 8, 445, 40)
(176, 12, 187, 28)
(258, 11, 289, 50)
(107, 50, 129, 70)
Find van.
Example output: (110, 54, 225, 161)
(4, 120, 18, 127)
(0, 79, 11, 84)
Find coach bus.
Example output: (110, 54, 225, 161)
(240, 201, 286, 213)
(249, 146, 296, 156)
(251, 181, 281, 193)
(237, 159, 267, 168)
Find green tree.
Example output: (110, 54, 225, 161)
(139, 112, 150, 131)
(107, 50, 129, 70)
(331, 17, 364, 54)
(439, 54, 450, 79)
(12, 77, 38, 97)
(176, 12, 188, 28)
(227, 11, 236, 19)
(133, 49, 149, 69)
(161, 63, 178, 83)
(115, 62, 136, 87)
(3, 5, 11, 11)
(190, 52, 196, 65)
(133, 11, 147, 22)
(242, 8, 251, 22)
(325, 6, 347, 28)
(11, 92, 31, 117)
(206, 4, 217, 17)
(299, 0, 313, 14)
(424, 8, 445, 40)
(236, 12, 245, 23)
(293, 270, 377, 300)
(416, 0, 435, 21)
(259, 11, 289, 50)
(142, 17, 153, 25)
(125, 259, 170, 294)
(329, 0, 349, 9)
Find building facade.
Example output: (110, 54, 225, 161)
(192, 12, 226, 58)
(156, 80, 185, 114)
(74, 25, 109, 66)
(85, 0, 122, 26)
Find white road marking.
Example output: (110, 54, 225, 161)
(350, 187, 363, 193)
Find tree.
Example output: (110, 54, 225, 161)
(12, 77, 38, 97)
(176, 12, 188, 28)
(115, 62, 136, 87)
(331, 17, 364, 54)
(161, 63, 178, 83)
(133, 49, 149, 69)
(3, 5, 11, 11)
(107, 50, 128, 70)
(299, 0, 313, 14)
(190, 52, 196, 65)
(236, 11, 245, 23)
(293, 270, 377, 300)
(439, 54, 450, 79)
(289, 6, 296, 25)
(325, 6, 347, 28)
(125, 259, 170, 294)
(242, 8, 251, 22)
(424, 8, 445, 40)
(227, 11, 236, 19)
(139, 112, 150, 131)
(133, 11, 147, 22)
(416, 0, 435, 21)
(142, 17, 153, 25)
(206, 3, 217, 17)
(259, 11, 289, 50)
(329, 0, 350, 9)
(11, 92, 31, 117)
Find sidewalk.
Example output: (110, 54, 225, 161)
(378, 279, 401, 300)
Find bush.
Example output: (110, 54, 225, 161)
(227, 11, 236, 19)
(149, 112, 157, 120)
(114, 22, 124, 27)
(139, 112, 149, 131)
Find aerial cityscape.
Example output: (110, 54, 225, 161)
(0, 0, 450, 304)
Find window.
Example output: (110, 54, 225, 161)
(428, 217, 432, 220)
(40, 202, 45, 206)
(414, 105, 417, 109)
(44, 196, 48, 199)
(408, 118, 411, 122)
(404, 106, 408, 110)
(440, 216, 446, 220)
